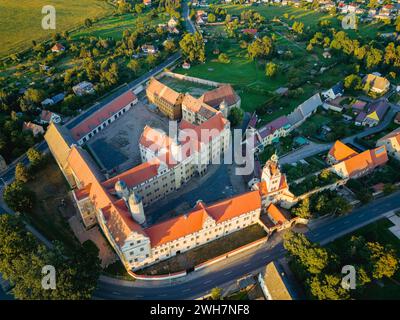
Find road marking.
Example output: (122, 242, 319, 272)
(358, 214, 365, 218)
(344, 220, 350, 224)
(244, 263, 251, 267)
(135, 295, 143, 298)
(263, 254, 270, 259)
(224, 271, 232, 275)
(112, 291, 121, 295)
(182, 288, 191, 293)
(329, 227, 335, 231)
(314, 233, 319, 237)
(159, 294, 167, 297)
(203, 280, 212, 285)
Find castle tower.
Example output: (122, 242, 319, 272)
(115, 179, 129, 199)
(219, 100, 228, 118)
(261, 153, 283, 194)
(128, 191, 146, 225)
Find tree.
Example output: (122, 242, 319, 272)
(3, 181, 36, 213)
(210, 287, 222, 300)
(208, 13, 216, 23)
(0, 215, 101, 300)
(218, 53, 230, 64)
(179, 33, 206, 63)
(163, 40, 176, 53)
(292, 198, 312, 219)
(344, 74, 362, 91)
(15, 162, 30, 183)
(366, 242, 398, 280)
(292, 21, 304, 34)
(265, 62, 278, 78)
(228, 107, 244, 127)
(247, 36, 273, 60)
(27, 147, 43, 168)
(127, 60, 141, 75)
(307, 274, 350, 300)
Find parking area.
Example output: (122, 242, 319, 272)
(87, 99, 170, 173)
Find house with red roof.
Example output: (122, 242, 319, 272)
(51, 43, 65, 53)
(70, 90, 138, 145)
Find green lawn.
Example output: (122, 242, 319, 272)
(72, 11, 166, 41)
(0, 0, 113, 57)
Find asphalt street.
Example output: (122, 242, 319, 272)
(93, 191, 400, 300)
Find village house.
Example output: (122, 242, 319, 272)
(258, 261, 297, 300)
(141, 44, 158, 54)
(72, 81, 95, 96)
(146, 78, 184, 120)
(330, 143, 388, 179)
(249, 116, 292, 152)
(41, 93, 65, 107)
(363, 74, 391, 95)
(376, 128, 400, 161)
(326, 140, 359, 165)
(354, 98, 389, 127)
(322, 82, 344, 101)
(70, 90, 138, 145)
(39, 110, 62, 125)
(23, 121, 44, 137)
(51, 43, 65, 53)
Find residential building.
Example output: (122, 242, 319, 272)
(327, 140, 359, 165)
(287, 93, 322, 128)
(258, 261, 296, 300)
(146, 78, 184, 120)
(251, 116, 291, 151)
(72, 81, 95, 96)
(141, 44, 158, 54)
(51, 43, 65, 53)
(355, 98, 389, 127)
(40, 110, 62, 124)
(23, 122, 44, 137)
(70, 90, 138, 145)
(363, 74, 391, 94)
(331, 145, 388, 179)
(376, 128, 400, 161)
(322, 82, 344, 100)
(41, 93, 65, 107)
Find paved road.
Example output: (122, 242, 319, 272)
(182, 0, 197, 34)
(280, 105, 399, 165)
(94, 191, 400, 300)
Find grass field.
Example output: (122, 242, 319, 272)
(0, 0, 113, 57)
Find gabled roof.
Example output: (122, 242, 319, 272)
(267, 203, 288, 225)
(298, 93, 322, 117)
(70, 90, 136, 140)
(340, 146, 388, 177)
(261, 261, 294, 300)
(364, 74, 390, 91)
(328, 141, 358, 162)
(199, 84, 239, 108)
(145, 191, 261, 247)
(102, 158, 161, 190)
(147, 78, 182, 105)
(366, 98, 389, 120)
(257, 116, 290, 139)
(51, 43, 65, 51)
(378, 127, 400, 144)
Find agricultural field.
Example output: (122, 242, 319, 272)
(0, 0, 114, 57)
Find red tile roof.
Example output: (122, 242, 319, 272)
(70, 90, 137, 140)
(145, 191, 261, 247)
(328, 140, 359, 162)
(102, 158, 161, 190)
(199, 84, 238, 108)
(267, 203, 287, 225)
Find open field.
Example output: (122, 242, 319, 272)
(0, 0, 114, 57)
